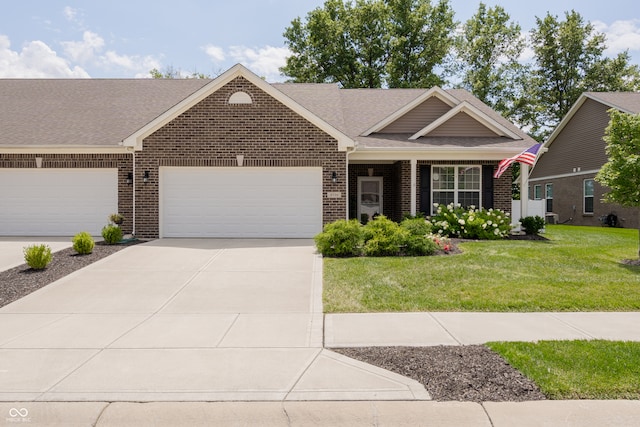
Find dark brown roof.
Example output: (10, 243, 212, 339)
(0, 79, 210, 146)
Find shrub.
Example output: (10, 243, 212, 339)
(400, 217, 436, 256)
(23, 244, 52, 270)
(109, 213, 124, 225)
(102, 224, 123, 244)
(362, 215, 408, 256)
(314, 219, 363, 257)
(72, 231, 95, 255)
(520, 215, 546, 235)
(430, 203, 512, 240)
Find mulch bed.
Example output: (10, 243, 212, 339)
(0, 240, 142, 308)
(333, 346, 546, 402)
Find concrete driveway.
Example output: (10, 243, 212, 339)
(0, 237, 72, 272)
(0, 239, 427, 402)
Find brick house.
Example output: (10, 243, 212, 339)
(0, 64, 536, 238)
(530, 92, 640, 228)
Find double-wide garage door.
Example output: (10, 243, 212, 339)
(0, 169, 118, 236)
(161, 167, 322, 238)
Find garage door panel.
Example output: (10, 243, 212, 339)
(0, 169, 118, 236)
(161, 167, 322, 238)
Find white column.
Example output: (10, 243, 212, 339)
(520, 163, 529, 219)
(410, 159, 417, 216)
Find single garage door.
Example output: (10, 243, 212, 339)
(161, 167, 323, 238)
(0, 168, 118, 236)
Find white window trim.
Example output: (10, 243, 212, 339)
(545, 183, 553, 213)
(583, 179, 595, 215)
(533, 184, 542, 200)
(431, 165, 482, 213)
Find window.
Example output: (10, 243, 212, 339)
(584, 179, 594, 214)
(432, 166, 481, 212)
(533, 185, 542, 200)
(545, 183, 553, 213)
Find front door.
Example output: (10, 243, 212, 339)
(357, 176, 383, 222)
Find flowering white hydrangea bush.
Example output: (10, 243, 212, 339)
(429, 203, 512, 240)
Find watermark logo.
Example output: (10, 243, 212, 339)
(6, 408, 30, 423)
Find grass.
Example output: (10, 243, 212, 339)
(323, 225, 640, 312)
(487, 340, 640, 399)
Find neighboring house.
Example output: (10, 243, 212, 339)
(530, 92, 640, 229)
(0, 64, 535, 238)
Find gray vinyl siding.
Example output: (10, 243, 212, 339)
(531, 98, 610, 179)
(379, 97, 451, 133)
(428, 112, 498, 137)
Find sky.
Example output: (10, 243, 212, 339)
(1, 0, 639, 82)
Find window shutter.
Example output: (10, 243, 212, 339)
(482, 165, 494, 209)
(420, 165, 431, 215)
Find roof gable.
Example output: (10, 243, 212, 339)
(123, 64, 354, 151)
(362, 87, 458, 136)
(545, 92, 640, 149)
(409, 102, 520, 140)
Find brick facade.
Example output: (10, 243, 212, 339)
(135, 77, 346, 238)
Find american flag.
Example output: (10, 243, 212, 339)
(493, 144, 542, 179)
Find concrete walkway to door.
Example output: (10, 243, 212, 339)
(0, 239, 427, 402)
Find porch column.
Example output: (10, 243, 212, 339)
(410, 159, 417, 216)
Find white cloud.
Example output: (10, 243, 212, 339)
(102, 50, 161, 77)
(203, 44, 225, 62)
(0, 35, 89, 78)
(63, 6, 78, 22)
(594, 19, 640, 56)
(61, 30, 105, 63)
(228, 45, 290, 82)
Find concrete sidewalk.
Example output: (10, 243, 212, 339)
(325, 312, 640, 347)
(0, 237, 72, 272)
(2, 400, 640, 426)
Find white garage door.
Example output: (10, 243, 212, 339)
(161, 167, 323, 238)
(0, 169, 118, 236)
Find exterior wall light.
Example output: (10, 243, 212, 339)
(126, 172, 133, 185)
(332, 171, 337, 183)
(143, 170, 150, 183)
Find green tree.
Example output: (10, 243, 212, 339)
(149, 66, 210, 79)
(454, 3, 526, 117)
(518, 11, 640, 140)
(386, 0, 455, 88)
(596, 109, 640, 258)
(281, 0, 455, 88)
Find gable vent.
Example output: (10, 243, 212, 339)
(228, 91, 253, 104)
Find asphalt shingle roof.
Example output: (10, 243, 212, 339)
(0, 79, 210, 146)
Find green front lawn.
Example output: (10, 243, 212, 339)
(323, 225, 640, 312)
(488, 340, 640, 399)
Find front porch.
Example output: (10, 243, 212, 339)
(347, 160, 512, 223)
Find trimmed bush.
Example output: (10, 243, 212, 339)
(102, 224, 123, 245)
(362, 215, 408, 256)
(400, 217, 436, 256)
(72, 231, 95, 255)
(23, 244, 52, 270)
(520, 215, 546, 235)
(314, 219, 363, 257)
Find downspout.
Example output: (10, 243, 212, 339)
(345, 145, 356, 220)
(130, 148, 136, 237)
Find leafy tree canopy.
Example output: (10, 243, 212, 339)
(281, 0, 455, 88)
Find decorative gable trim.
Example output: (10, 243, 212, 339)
(122, 64, 354, 151)
(361, 87, 459, 136)
(408, 101, 520, 140)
